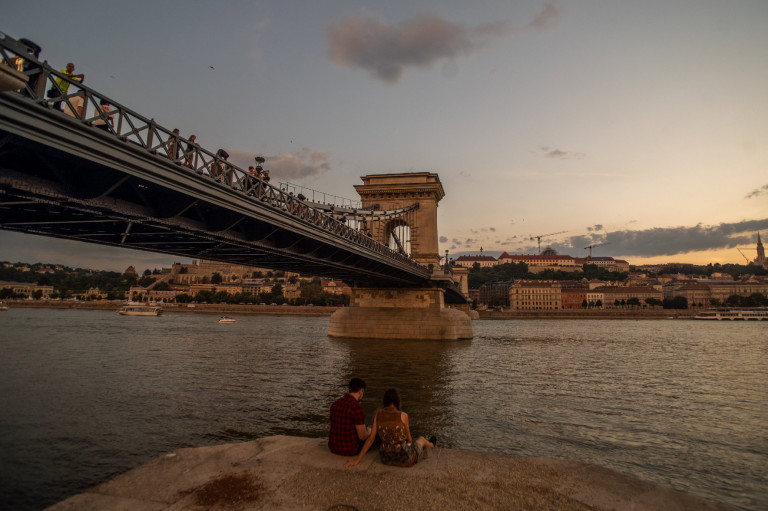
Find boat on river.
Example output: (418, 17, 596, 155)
(117, 304, 163, 316)
(218, 316, 236, 323)
(693, 308, 767, 321)
(0, 302, 7, 311)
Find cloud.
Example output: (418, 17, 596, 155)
(527, 2, 562, 32)
(545, 219, 768, 258)
(227, 148, 332, 180)
(327, 11, 509, 83)
(439, 236, 448, 243)
(445, 218, 768, 260)
(745, 184, 768, 199)
(540, 146, 585, 160)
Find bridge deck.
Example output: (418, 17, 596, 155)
(0, 91, 429, 285)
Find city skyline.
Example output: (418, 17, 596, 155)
(2, 1, 767, 271)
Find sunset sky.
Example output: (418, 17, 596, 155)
(2, 1, 767, 272)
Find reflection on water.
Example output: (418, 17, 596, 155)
(0, 309, 765, 511)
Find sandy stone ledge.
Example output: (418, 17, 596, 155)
(46, 435, 730, 511)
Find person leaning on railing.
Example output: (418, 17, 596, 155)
(62, 90, 85, 118)
(211, 149, 232, 185)
(49, 62, 84, 110)
(92, 99, 113, 132)
(183, 134, 199, 168)
(166, 129, 181, 162)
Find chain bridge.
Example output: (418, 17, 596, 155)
(0, 33, 472, 339)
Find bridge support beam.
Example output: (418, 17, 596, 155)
(328, 285, 473, 340)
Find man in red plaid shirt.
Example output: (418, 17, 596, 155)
(329, 378, 372, 455)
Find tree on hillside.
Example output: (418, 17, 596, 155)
(663, 296, 688, 309)
(725, 293, 768, 307)
(467, 262, 528, 289)
(194, 289, 214, 303)
(645, 297, 663, 308)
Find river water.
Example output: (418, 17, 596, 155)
(0, 308, 764, 510)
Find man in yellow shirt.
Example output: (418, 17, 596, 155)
(52, 62, 84, 110)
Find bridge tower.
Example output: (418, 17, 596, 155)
(328, 172, 473, 341)
(354, 172, 443, 268)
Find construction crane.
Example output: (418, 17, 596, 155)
(584, 242, 610, 258)
(529, 231, 567, 254)
(736, 248, 750, 264)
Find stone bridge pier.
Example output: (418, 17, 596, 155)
(328, 173, 473, 340)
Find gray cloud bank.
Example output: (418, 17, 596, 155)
(444, 218, 768, 260)
(553, 219, 768, 258)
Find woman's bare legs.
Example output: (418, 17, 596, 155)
(415, 436, 434, 449)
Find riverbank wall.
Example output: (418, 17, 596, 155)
(478, 309, 696, 320)
(46, 435, 729, 511)
(4, 300, 697, 319)
(3, 300, 338, 316)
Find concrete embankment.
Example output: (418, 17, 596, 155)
(47, 435, 729, 511)
(5, 301, 338, 316)
(478, 309, 696, 320)
(8, 301, 697, 319)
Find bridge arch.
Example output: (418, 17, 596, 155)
(384, 218, 411, 256)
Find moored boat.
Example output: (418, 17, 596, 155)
(693, 307, 767, 321)
(117, 304, 163, 316)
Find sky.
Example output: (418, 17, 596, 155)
(2, 1, 767, 272)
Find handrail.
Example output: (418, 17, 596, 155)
(279, 182, 361, 209)
(0, 33, 426, 273)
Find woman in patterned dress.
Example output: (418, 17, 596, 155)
(345, 388, 435, 468)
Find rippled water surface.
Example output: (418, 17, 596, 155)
(0, 308, 765, 510)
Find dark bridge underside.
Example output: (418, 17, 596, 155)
(0, 94, 432, 286)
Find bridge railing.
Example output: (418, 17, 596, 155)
(279, 182, 361, 209)
(0, 33, 426, 273)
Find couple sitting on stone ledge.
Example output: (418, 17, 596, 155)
(329, 378, 436, 468)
